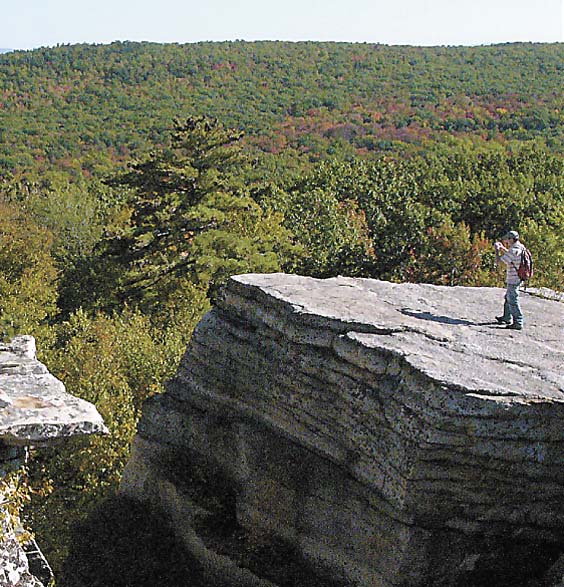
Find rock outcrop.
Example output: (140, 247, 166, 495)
(0, 335, 107, 446)
(121, 274, 564, 586)
(0, 336, 107, 587)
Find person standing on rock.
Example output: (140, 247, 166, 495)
(494, 230, 525, 330)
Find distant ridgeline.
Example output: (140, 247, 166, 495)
(1, 41, 564, 172)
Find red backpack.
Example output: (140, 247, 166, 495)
(516, 247, 534, 281)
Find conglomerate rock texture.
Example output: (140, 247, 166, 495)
(121, 274, 564, 586)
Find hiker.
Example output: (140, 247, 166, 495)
(494, 230, 526, 330)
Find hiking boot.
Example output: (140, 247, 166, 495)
(506, 323, 523, 330)
(496, 316, 511, 324)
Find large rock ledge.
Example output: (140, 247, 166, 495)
(0, 336, 107, 587)
(121, 274, 564, 586)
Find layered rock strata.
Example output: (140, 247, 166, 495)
(0, 336, 107, 446)
(122, 274, 564, 586)
(0, 336, 107, 587)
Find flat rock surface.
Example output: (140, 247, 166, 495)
(123, 273, 564, 587)
(226, 273, 564, 402)
(0, 336, 107, 445)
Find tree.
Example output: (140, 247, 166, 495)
(404, 221, 497, 287)
(104, 116, 295, 309)
(276, 184, 376, 278)
(521, 219, 564, 294)
(27, 305, 197, 575)
(0, 199, 58, 341)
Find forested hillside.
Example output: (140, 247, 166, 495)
(0, 41, 563, 584)
(2, 41, 564, 175)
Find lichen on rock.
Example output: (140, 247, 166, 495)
(0, 335, 108, 446)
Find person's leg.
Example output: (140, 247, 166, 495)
(506, 283, 523, 327)
(497, 288, 512, 323)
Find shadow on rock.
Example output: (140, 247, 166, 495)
(57, 495, 207, 587)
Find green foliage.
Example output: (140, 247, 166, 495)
(0, 199, 58, 341)
(350, 159, 439, 279)
(271, 148, 564, 290)
(405, 221, 498, 287)
(2, 175, 109, 263)
(0, 470, 33, 544)
(27, 304, 204, 575)
(413, 145, 564, 237)
(103, 116, 296, 307)
(0, 173, 123, 319)
(266, 185, 374, 277)
(521, 220, 564, 292)
(2, 40, 562, 585)
(1, 42, 564, 295)
(4, 41, 564, 174)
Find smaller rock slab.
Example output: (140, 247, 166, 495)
(0, 336, 107, 446)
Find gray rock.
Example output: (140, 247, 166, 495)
(122, 274, 564, 586)
(0, 513, 42, 587)
(0, 336, 108, 587)
(0, 336, 108, 446)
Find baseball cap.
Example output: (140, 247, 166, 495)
(502, 230, 519, 240)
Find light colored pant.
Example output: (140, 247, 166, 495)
(502, 282, 523, 326)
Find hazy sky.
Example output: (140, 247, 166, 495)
(2, 0, 562, 50)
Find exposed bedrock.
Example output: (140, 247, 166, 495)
(0, 335, 107, 446)
(121, 274, 564, 586)
(0, 336, 107, 587)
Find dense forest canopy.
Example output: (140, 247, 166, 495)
(2, 41, 564, 175)
(0, 40, 563, 585)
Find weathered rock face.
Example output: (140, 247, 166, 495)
(121, 274, 564, 586)
(0, 336, 107, 587)
(0, 335, 107, 446)
(0, 514, 43, 587)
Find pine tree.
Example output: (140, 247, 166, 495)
(104, 116, 294, 308)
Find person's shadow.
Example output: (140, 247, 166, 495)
(400, 309, 495, 327)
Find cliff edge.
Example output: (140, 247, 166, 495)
(121, 274, 564, 586)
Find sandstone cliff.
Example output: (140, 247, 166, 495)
(121, 274, 564, 586)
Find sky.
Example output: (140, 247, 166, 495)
(1, 0, 562, 50)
